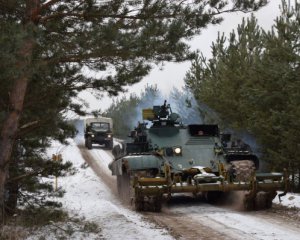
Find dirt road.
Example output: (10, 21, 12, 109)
(80, 146, 300, 240)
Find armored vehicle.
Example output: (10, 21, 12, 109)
(84, 117, 113, 150)
(109, 101, 288, 211)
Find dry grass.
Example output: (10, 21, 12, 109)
(0, 207, 103, 240)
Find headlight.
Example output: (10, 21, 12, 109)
(91, 134, 95, 137)
(165, 146, 182, 156)
(107, 134, 112, 138)
(173, 147, 182, 156)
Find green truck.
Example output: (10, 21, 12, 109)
(84, 117, 113, 150)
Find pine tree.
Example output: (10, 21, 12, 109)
(185, 0, 300, 189)
(169, 87, 203, 124)
(0, 39, 77, 216)
(105, 94, 140, 137)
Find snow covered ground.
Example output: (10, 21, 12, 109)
(42, 138, 173, 240)
(37, 137, 300, 240)
(273, 192, 300, 209)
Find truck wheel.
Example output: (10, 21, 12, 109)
(86, 137, 92, 150)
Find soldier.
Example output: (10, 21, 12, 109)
(159, 100, 169, 118)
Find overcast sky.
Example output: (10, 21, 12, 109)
(79, 0, 284, 112)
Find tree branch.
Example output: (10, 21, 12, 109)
(40, 0, 61, 11)
(19, 120, 39, 129)
(39, 6, 257, 24)
(39, 12, 178, 23)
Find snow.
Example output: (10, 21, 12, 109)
(273, 192, 300, 209)
(173, 204, 300, 240)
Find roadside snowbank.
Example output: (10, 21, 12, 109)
(273, 192, 300, 209)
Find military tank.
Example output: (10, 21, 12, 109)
(109, 101, 288, 211)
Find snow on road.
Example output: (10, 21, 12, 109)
(171, 204, 300, 240)
(88, 146, 113, 176)
(47, 138, 300, 240)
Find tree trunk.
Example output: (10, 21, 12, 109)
(5, 181, 19, 216)
(5, 174, 19, 216)
(0, 0, 39, 223)
(5, 144, 20, 216)
(0, 62, 32, 222)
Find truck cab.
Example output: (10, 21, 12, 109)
(84, 117, 113, 150)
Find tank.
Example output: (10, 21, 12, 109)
(109, 101, 288, 211)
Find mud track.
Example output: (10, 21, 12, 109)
(78, 145, 117, 196)
(145, 197, 300, 240)
(79, 146, 300, 240)
(143, 209, 233, 240)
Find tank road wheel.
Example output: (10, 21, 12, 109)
(86, 137, 92, 150)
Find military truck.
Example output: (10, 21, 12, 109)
(109, 101, 288, 211)
(84, 117, 113, 150)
